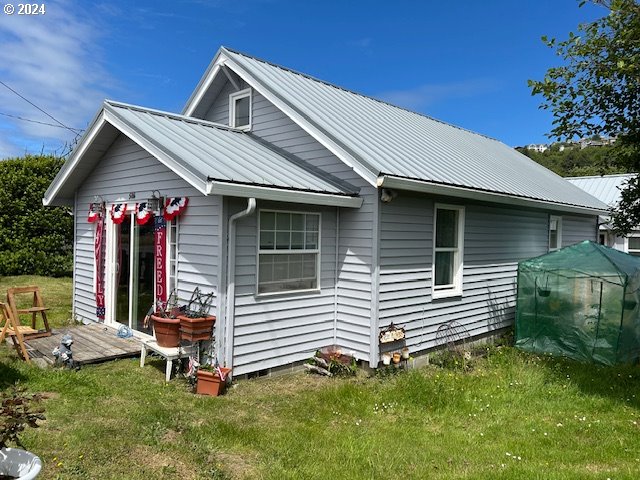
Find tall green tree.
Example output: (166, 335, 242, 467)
(0, 155, 73, 276)
(529, 0, 640, 233)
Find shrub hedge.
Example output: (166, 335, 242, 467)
(0, 155, 73, 277)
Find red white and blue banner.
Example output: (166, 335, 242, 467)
(94, 214, 105, 320)
(135, 202, 152, 225)
(88, 203, 102, 223)
(154, 215, 167, 304)
(111, 203, 127, 224)
(164, 197, 188, 221)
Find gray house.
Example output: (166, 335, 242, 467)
(44, 47, 608, 376)
(566, 174, 639, 254)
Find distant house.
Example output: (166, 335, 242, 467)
(527, 144, 549, 153)
(44, 47, 607, 376)
(566, 174, 639, 254)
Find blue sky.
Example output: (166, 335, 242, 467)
(0, 0, 605, 159)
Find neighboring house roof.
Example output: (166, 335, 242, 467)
(183, 47, 608, 214)
(566, 174, 636, 207)
(44, 101, 362, 208)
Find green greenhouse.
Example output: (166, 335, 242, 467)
(515, 241, 640, 366)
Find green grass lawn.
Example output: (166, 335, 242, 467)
(2, 276, 640, 479)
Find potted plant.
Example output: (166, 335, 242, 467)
(196, 365, 232, 396)
(177, 288, 216, 342)
(0, 386, 44, 479)
(148, 294, 182, 348)
(401, 347, 410, 359)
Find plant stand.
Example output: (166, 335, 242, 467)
(140, 339, 195, 382)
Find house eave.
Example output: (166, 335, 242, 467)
(206, 180, 363, 208)
(377, 175, 608, 216)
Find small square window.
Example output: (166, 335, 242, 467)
(229, 88, 252, 130)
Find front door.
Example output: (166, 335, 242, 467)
(105, 208, 155, 335)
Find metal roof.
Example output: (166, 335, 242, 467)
(566, 174, 636, 207)
(218, 47, 607, 211)
(104, 101, 357, 196)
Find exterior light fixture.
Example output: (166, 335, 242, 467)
(146, 190, 163, 215)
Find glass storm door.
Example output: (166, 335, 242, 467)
(108, 212, 154, 335)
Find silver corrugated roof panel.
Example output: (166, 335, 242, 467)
(105, 101, 357, 196)
(222, 47, 607, 210)
(566, 174, 636, 207)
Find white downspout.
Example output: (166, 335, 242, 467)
(224, 197, 256, 374)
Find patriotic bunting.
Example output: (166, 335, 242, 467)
(164, 197, 189, 221)
(88, 203, 102, 223)
(111, 203, 127, 224)
(135, 202, 153, 225)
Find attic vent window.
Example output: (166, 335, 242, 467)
(229, 88, 251, 130)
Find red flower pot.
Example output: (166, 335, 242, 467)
(178, 314, 216, 342)
(151, 314, 180, 347)
(196, 367, 232, 396)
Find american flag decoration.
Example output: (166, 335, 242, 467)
(135, 202, 152, 225)
(111, 203, 127, 224)
(88, 203, 102, 223)
(164, 197, 189, 221)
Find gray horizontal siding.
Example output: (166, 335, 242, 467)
(229, 199, 339, 376)
(206, 79, 376, 364)
(379, 194, 559, 359)
(562, 214, 597, 247)
(74, 134, 220, 325)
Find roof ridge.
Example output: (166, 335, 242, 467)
(566, 173, 637, 180)
(105, 100, 240, 133)
(222, 46, 500, 143)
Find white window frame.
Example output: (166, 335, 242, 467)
(626, 235, 640, 256)
(167, 217, 179, 296)
(432, 204, 465, 299)
(256, 209, 321, 296)
(229, 88, 252, 131)
(549, 215, 562, 251)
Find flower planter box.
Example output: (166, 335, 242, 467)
(178, 315, 216, 342)
(151, 314, 180, 348)
(196, 367, 232, 396)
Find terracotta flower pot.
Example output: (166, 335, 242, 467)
(196, 367, 232, 396)
(151, 314, 180, 348)
(178, 314, 216, 342)
(392, 352, 401, 364)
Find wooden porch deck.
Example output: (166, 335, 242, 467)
(22, 323, 141, 366)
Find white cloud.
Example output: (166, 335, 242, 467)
(376, 79, 499, 111)
(0, 0, 110, 159)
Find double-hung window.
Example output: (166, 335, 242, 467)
(433, 204, 464, 298)
(549, 215, 562, 251)
(258, 211, 320, 295)
(627, 237, 640, 256)
(229, 88, 251, 130)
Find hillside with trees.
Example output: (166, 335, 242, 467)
(516, 144, 631, 178)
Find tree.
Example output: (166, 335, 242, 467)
(0, 155, 73, 276)
(529, 0, 640, 234)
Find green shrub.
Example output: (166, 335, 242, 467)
(0, 155, 72, 277)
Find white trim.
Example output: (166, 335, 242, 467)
(206, 180, 362, 208)
(378, 175, 608, 216)
(549, 215, 562, 251)
(183, 53, 228, 116)
(432, 204, 465, 299)
(256, 209, 321, 296)
(229, 87, 252, 131)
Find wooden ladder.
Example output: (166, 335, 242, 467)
(0, 301, 31, 362)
